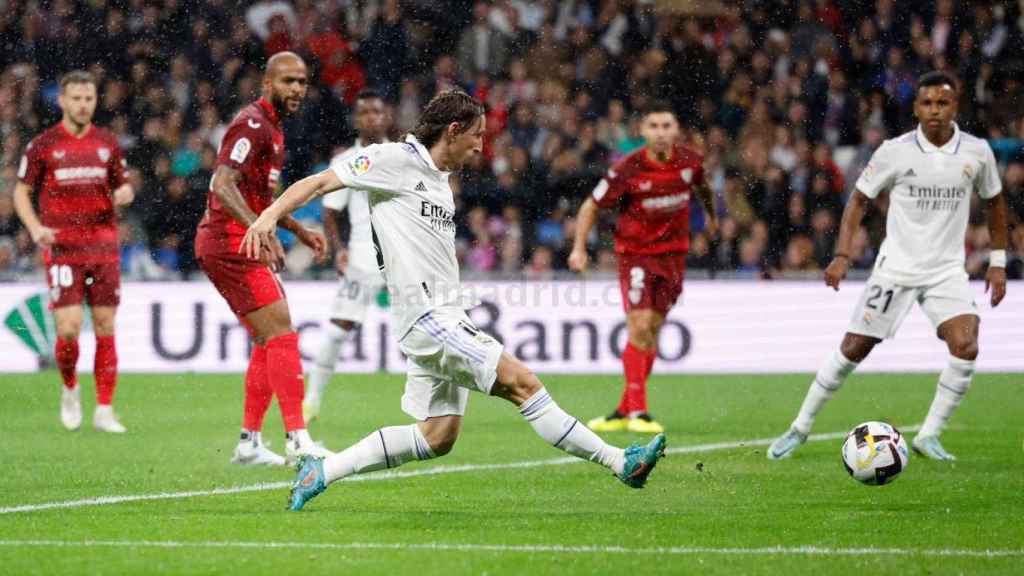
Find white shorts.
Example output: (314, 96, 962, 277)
(847, 272, 978, 340)
(328, 265, 385, 324)
(399, 309, 504, 421)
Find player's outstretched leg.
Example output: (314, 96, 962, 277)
(913, 316, 978, 461)
(494, 353, 666, 488)
(304, 321, 353, 423)
(768, 335, 875, 459)
(290, 421, 440, 510)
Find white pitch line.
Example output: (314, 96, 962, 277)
(0, 426, 919, 516)
(0, 539, 1017, 558)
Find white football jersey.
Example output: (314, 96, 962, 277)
(855, 123, 1001, 286)
(330, 135, 461, 337)
(323, 139, 387, 274)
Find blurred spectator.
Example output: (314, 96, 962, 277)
(0, 0, 1022, 281)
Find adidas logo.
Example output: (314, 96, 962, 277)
(414, 181, 428, 192)
(905, 169, 916, 177)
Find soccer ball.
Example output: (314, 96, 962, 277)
(841, 421, 909, 485)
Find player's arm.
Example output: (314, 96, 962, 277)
(321, 205, 349, 274)
(278, 214, 327, 262)
(568, 197, 599, 272)
(210, 164, 261, 227)
(240, 169, 344, 260)
(693, 182, 718, 237)
(984, 191, 1008, 307)
(12, 181, 55, 247)
(824, 190, 871, 291)
(570, 163, 628, 272)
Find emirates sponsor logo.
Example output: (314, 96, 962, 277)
(54, 166, 108, 182)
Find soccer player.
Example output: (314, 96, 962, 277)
(568, 101, 717, 434)
(195, 52, 328, 465)
(303, 90, 390, 423)
(240, 90, 665, 510)
(14, 71, 134, 433)
(767, 71, 1008, 461)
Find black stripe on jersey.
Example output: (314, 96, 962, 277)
(370, 223, 385, 273)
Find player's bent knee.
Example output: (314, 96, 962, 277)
(840, 334, 877, 363)
(419, 418, 461, 456)
(948, 339, 979, 361)
(492, 354, 541, 404)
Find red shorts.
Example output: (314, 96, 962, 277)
(617, 252, 686, 315)
(44, 257, 121, 309)
(198, 251, 285, 319)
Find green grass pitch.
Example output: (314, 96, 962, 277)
(0, 371, 1021, 575)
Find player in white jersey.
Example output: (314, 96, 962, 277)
(303, 90, 389, 423)
(767, 72, 1009, 461)
(241, 90, 665, 510)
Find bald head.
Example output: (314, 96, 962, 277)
(265, 51, 306, 79)
(262, 52, 308, 116)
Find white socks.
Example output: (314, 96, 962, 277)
(323, 424, 435, 483)
(919, 356, 975, 438)
(519, 388, 625, 475)
(792, 349, 859, 434)
(308, 323, 352, 403)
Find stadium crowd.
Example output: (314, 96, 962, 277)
(1, 0, 1024, 281)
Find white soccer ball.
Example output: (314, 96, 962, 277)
(841, 421, 909, 485)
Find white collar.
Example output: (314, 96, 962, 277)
(354, 137, 390, 149)
(915, 122, 961, 154)
(405, 134, 446, 174)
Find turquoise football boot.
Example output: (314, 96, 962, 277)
(618, 433, 666, 488)
(288, 455, 327, 511)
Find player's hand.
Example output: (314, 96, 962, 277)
(258, 237, 286, 271)
(241, 213, 283, 262)
(985, 265, 1007, 307)
(568, 248, 589, 273)
(334, 247, 349, 274)
(298, 227, 328, 263)
(824, 256, 849, 291)
(704, 216, 719, 240)
(113, 184, 134, 207)
(30, 226, 56, 248)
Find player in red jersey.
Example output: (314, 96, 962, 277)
(195, 52, 328, 465)
(14, 71, 134, 433)
(569, 101, 717, 434)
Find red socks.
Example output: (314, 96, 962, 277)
(243, 344, 273, 431)
(616, 342, 657, 416)
(94, 335, 118, 405)
(55, 337, 79, 390)
(265, 332, 306, 432)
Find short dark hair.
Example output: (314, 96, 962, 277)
(917, 71, 958, 94)
(642, 99, 677, 118)
(355, 89, 383, 103)
(60, 70, 97, 92)
(412, 90, 484, 148)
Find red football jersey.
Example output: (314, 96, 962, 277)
(196, 99, 285, 255)
(592, 145, 704, 255)
(18, 123, 127, 264)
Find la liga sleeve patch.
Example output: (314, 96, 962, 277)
(348, 154, 372, 176)
(229, 137, 252, 164)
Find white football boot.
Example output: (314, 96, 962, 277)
(230, 432, 286, 466)
(93, 405, 127, 433)
(60, 385, 82, 431)
(285, 429, 333, 465)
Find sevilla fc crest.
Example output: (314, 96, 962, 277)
(680, 168, 693, 184)
(98, 147, 110, 162)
